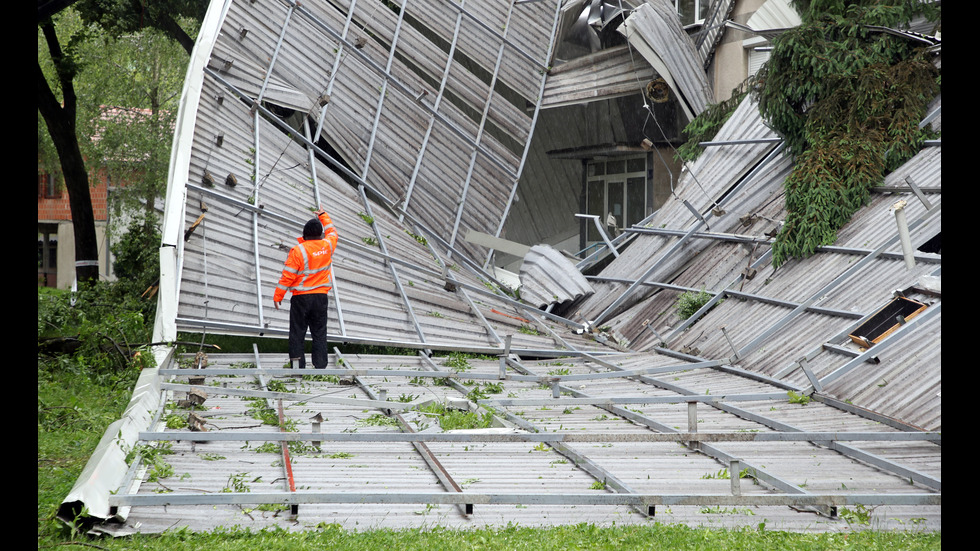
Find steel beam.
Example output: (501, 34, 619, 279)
(177, 315, 615, 357)
(139, 431, 942, 444)
(421, 227, 503, 346)
(447, 1, 516, 254)
(489, 358, 652, 517)
(108, 491, 941, 508)
(286, 0, 520, 181)
(401, 2, 466, 218)
(482, 392, 788, 407)
(733, 204, 940, 361)
(252, 347, 298, 513)
(159, 382, 415, 411)
(508, 358, 816, 510)
(590, 143, 786, 327)
(644, 374, 943, 491)
(160, 367, 539, 381)
(357, 184, 427, 344)
(310, 0, 357, 144)
(587, 275, 862, 320)
(487, 0, 563, 269)
(302, 119, 347, 337)
(561, 351, 940, 507)
(434, 0, 549, 69)
(360, 0, 408, 182)
(818, 303, 940, 389)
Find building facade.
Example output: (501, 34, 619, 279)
(37, 169, 113, 288)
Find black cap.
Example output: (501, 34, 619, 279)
(303, 218, 323, 239)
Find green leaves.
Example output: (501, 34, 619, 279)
(416, 402, 494, 431)
(677, 87, 749, 163)
(675, 289, 715, 320)
(757, 2, 940, 265)
(787, 391, 812, 406)
(38, 284, 156, 373)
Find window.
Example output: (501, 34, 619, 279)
(38, 172, 61, 199)
(675, 0, 710, 26)
(585, 155, 649, 241)
(38, 224, 58, 287)
(848, 297, 927, 349)
(748, 48, 770, 78)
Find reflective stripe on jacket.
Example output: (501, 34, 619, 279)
(274, 212, 338, 302)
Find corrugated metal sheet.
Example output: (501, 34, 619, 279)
(576, 107, 940, 440)
(542, 44, 656, 108)
(101, 351, 938, 533)
(164, 0, 615, 355)
(744, 0, 801, 34)
(520, 244, 595, 309)
(573, 94, 783, 321)
(695, 0, 736, 67)
(200, 0, 555, 262)
(620, 0, 714, 120)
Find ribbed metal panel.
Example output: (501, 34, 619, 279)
(574, 95, 784, 321)
(542, 45, 656, 108)
(820, 310, 942, 431)
(168, 0, 607, 355)
(200, 0, 556, 263)
(69, 0, 941, 534)
(695, 0, 736, 67)
(572, 84, 940, 435)
(621, 0, 714, 119)
(520, 244, 595, 309)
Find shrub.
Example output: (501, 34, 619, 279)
(111, 217, 161, 312)
(38, 283, 155, 373)
(756, 1, 940, 265)
(675, 289, 714, 320)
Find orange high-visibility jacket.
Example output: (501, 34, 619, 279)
(274, 211, 339, 303)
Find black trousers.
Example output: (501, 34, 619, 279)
(288, 293, 329, 369)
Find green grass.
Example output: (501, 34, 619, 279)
(38, 522, 941, 550)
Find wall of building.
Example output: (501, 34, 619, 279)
(650, 144, 678, 210)
(37, 220, 112, 289)
(37, 173, 110, 221)
(37, 171, 114, 289)
(504, 88, 686, 259)
(709, 0, 765, 103)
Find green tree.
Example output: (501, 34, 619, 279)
(73, 0, 205, 55)
(79, 25, 190, 224)
(755, 0, 940, 265)
(37, 0, 204, 283)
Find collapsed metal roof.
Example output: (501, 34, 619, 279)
(155, 0, 616, 356)
(620, 1, 713, 120)
(62, 0, 940, 534)
(77, 351, 939, 534)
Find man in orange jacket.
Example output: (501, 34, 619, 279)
(274, 206, 339, 369)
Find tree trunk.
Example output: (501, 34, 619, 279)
(151, 11, 196, 55)
(38, 19, 100, 283)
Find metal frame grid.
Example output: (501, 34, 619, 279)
(105, 346, 939, 532)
